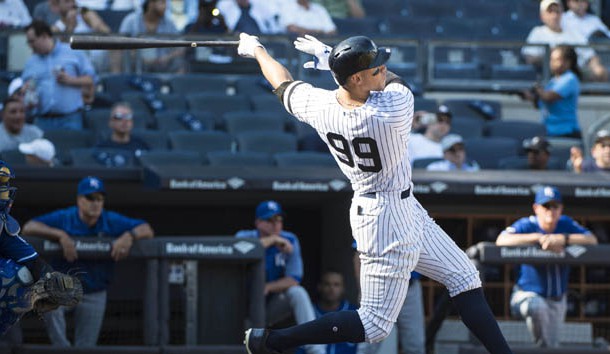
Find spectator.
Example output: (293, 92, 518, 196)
(520, 46, 582, 138)
(0, 97, 43, 153)
(18, 138, 57, 167)
(562, 0, 610, 40)
(235, 200, 325, 354)
(94, 102, 150, 157)
(118, 0, 186, 73)
(353, 242, 425, 354)
(426, 134, 480, 172)
(183, 0, 228, 33)
(0, 0, 32, 28)
(33, 0, 61, 27)
(76, 0, 138, 11)
(314, 271, 359, 354)
(51, 0, 110, 34)
(312, 0, 365, 19)
(569, 129, 610, 173)
(216, 0, 280, 34)
(521, 0, 607, 82)
(281, 0, 337, 37)
(408, 105, 452, 164)
(21, 176, 155, 347)
(523, 136, 553, 170)
(22, 20, 96, 131)
(496, 186, 597, 348)
(8, 77, 40, 122)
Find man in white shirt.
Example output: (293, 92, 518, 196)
(0, 0, 32, 28)
(408, 105, 451, 165)
(521, 0, 607, 81)
(427, 134, 480, 172)
(281, 0, 337, 36)
(561, 0, 610, 40)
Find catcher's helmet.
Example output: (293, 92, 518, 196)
(329, 36, 391, 86)
(0, 161, 16, 213)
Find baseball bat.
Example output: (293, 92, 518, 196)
(70, 35, 239, 50)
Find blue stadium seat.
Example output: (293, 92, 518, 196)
(408, 0, 461, 18)
(206, 151, 274, 167)
(249, 94, 287, 113)
(464, 137, 519, 169)
(186, 93, 251, 116)
(137, 150, 203, 167)
(362, 0, 407, 17)
(414, 97, 438, 112)
(169, 74, 232, 95)
(334, 17, 380, 35)
(100, 74, 162, 101)
(234, 75, 274, 96)
(236, 131, 297, 154)
(169, 131, 235, 153)
(412, 157, 444, 169)
(385, 16, 438, 38)
(450, 118, 485, 139)
(485, 120, 546, 141)
(274, 151, 336, 168)
(44, 130, 95, 165)
(434, 62, 481, 80)
(222, 112, 287, 135)
(154, 110, 215, 131)
(490, 65, 537, 81)
(131, 130, 170, 150)
(442, 99, 502, 120)
(69, 147, 136, 167)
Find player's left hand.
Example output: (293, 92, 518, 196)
(294, 35, 331, 70)
(238, 33, 265, 59)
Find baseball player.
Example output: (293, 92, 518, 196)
(0, 161, 82, 336)
(238, 33, 512, 354)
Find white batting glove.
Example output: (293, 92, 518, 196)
(238, 33, 265, 59)
(294, 34, 332, 71)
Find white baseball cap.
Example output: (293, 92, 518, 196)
(18, 139, 56, 162)
(8, 77, 23, 96)
(540, 0, 562, 12)
(441, 134, 464, 151)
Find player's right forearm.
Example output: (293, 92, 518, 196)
(22, 221, 68, 242)
(496, 232, 542, 246)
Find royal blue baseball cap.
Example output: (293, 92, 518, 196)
(77, 176, 106, 196)
(534, 186, 562, 205)
(255, 200, 284, 220)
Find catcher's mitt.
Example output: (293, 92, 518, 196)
(21, 272, 83, 314)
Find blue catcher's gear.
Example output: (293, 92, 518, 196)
(0, 258, 34, 336)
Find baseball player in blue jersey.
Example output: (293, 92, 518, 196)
(236, 201, 325, 354)
(0, 161, 82, 337)
(237, 33, 513, 354)
(496, 186, 597, 347)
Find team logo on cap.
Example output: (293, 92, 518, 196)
(543, 186, 555, 197)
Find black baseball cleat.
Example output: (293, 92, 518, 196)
(244, 328, 280, 354)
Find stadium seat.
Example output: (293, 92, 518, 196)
(236, 131, 298, 154)
(464, 137, 519, 169)
(0, 149, 26, 166)
(250, 94, 286, 113)
(485, 120, 546, 140)
(414, 97, 438, 112)
(100, 74, 162, 101)
(186, 93, 251, 115)
(168, 131, 235, 153)
(206, 151, 274, 167)
(119, 92, 151, 112)
(362, 0, 407, 17)
(490, 65, 537, 81)
(442, 99, 502, 120)
(69, 147, 136, 167)
(334, 17, 380, 35)
(137, 150, 203, 167)
(169, 74, 232, 95)
(408, 0, 460, 19)
(44, 130, 95, 165)
(450, 118, 485, 139)
(433, 62, 481, 80)
(222, 112, 287, 135)
(234, 75, 274, 96)
(131, 130, 170, 150)
(412, 157, 444, 169)
(384, 16, 438, 38)
(274, 151, 336, 168)
(154, 110, 215, 131)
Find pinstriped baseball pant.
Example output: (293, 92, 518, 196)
(351, 191, 481, 343)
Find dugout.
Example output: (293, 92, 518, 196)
(9, 166, 610, 345)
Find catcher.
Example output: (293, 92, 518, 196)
(0, 160, 82, 337)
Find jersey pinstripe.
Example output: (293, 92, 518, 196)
(282, 81, 414, 194)
(280, 78, 481, 343)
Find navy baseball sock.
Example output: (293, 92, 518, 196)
(452, 288, 513, 354)
(266, 310, 365, 352)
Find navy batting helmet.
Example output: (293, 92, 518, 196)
(329, 36, 391, 86)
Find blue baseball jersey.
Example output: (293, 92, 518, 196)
(34, 206, 145, 293)
(314, 300, 359, 354)
(235, 230, 303, 283)
(503, 215, 591, 297)
(0, 229, 38, 264)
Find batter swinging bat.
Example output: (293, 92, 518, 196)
(69, 35, 240, 50)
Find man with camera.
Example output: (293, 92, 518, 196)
(408, 105, 452, 165)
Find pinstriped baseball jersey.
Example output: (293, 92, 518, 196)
(282, 81, 414, 194)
